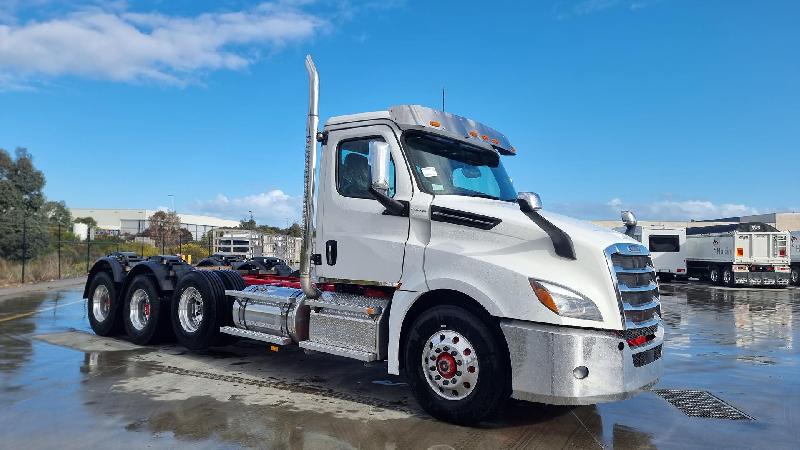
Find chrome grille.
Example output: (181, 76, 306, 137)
(606, 243, 662, 367)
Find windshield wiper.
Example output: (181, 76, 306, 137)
(465, 193, 501, 201)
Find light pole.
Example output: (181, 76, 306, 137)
(168, 194, 175, 212)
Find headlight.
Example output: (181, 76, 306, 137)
(529, 279, 603, 321)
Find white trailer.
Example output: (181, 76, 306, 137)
(686, 222, 791, 287)
(615, 213, 686, 282)
(790, 231, 800, 285)
(82, 56, 663, 424)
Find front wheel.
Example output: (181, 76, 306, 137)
(403, 305, 510, 425)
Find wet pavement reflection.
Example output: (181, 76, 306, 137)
(0, 284, 798, 449)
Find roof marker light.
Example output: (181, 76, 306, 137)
(429, 120, 441, 127)
(490, 138, 499, 145)
(468, 130, 479, 138)
(481, 135, 489, 141)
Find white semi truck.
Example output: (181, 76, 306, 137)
(685, 222, 791, 287)
(791, 231, 800, 285)
(616, 211, 687, 282)
(82, 56, 663, 424)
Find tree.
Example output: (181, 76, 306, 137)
(74, 216, 98, 228)
(44, 201, 73, 229)
(142, 210, 185, 249)
(286, 222, 303, 237)
(0, 148, 50, 261)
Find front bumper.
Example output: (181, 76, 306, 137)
(734, 272, 790, 286)
(500, 320, 663, 405)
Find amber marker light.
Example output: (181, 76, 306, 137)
(530, 279, 559, 315)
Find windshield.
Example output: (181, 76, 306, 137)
(402, 131, 517, 201)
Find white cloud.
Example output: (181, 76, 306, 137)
(189, 189, 301, 226)
(555, 0, 663, 18)
(551, 197, 761, 221)
(0, 2, 327, 88)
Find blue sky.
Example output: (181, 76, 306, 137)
(0, 0, 798, 225)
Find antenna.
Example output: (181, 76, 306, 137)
(442, 87, 445, 111)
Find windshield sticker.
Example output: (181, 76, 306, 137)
(421, 167, 438, 178)
(431, 183, 444, 191)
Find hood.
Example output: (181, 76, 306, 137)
(431, 195, 637, 251)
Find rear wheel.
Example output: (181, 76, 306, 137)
(123, 275, 169, 345)
(722, 267, 734, 287)
(87, 272, 122, 336)
(171, 271, 226, 351)
(709, 267, 721, 285)
(404, 305, 510, 425)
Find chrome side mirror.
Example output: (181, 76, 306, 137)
(369, 141, 391, 196)
(621, 210, 637, 227)
(517, 192, 542, 212)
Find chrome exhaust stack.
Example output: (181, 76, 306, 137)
(300, 55, 321, 299)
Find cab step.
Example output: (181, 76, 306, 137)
(219, 326, 292, 345)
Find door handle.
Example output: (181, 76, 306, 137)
(326, 240, 337, 265)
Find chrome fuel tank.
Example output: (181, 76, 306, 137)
(229, 285, 309, 342)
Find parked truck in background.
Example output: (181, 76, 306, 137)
(616, 211, 687, 282)
(685, 222, 791, 287)
(82, 56, 663, 424)
(790, 231, 800, 285)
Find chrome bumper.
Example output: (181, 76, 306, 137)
(500, 320, 663, 405)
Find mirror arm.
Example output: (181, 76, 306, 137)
(517, 200, 576, 260)
(368, 186, 409, 217)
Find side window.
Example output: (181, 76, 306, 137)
(337, 137, 396, 199)
(649, 235, 680, 252)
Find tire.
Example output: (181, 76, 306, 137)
(123, 275, 170, 345)
(658, 273, 674, 283)
(791, 267, 799, 286)
(403, 305, 510, 425)
(212, 270, 246, 328)
(171, 271, 226, 351)
(87, 272, 123, 336)
(709, 267, 721, 285)
(722, 267, 734, 287)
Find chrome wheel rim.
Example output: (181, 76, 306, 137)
(92, 285, 111, 322)
(792, 270, 798, 284)
(723, 271, 732, 284)
(178, 287, 203, 333)
(129, 288, 151, 331)
(710, 270, 719, 283)
(421, 330, 479, 400)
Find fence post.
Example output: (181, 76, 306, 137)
(117, 230, 120, 253)
(179, 228, 182, 255)
(58, 222, 62, 280)
(86, 226, 92, 274)
(21, 216, 27, 284)
(138, 220, 144, 256)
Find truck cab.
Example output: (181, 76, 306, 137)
(312, 104, 663, 414)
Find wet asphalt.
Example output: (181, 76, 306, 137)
(0, 282, 798, 449)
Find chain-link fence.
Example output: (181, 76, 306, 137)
(0, 217, 220, 285)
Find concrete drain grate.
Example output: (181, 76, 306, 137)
(652, 389, 754, 421)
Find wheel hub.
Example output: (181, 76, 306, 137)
(436, 352, 457, 378)
(421, 330, 480, 401)
(129, 288, 151, 331)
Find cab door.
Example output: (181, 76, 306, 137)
(315, 124, 412, 284)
